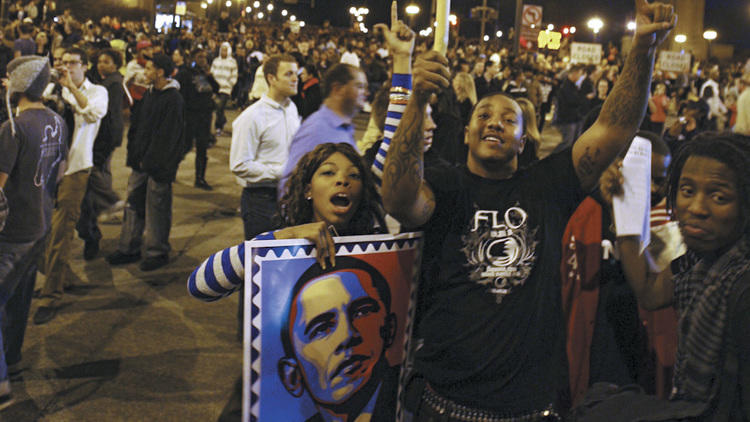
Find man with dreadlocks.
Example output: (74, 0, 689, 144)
(599, 132, 750, 421)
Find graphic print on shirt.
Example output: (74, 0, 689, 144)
(34, 117, 63, 188)
(461, 204, 538, 303)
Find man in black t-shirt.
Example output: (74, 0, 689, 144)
(381, 1, 676, 419)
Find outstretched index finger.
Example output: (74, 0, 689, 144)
(635, 0, 651, 15)
(391, 1, 398, 29)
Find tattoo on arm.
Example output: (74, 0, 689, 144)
(383, 99, 426, 201)
(599, 49, 654, 129)
(413, 183, 435, 225)
(576, 146, 601, 180)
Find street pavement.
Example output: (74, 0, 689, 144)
(2, 107, 563, 421)
(5, 110, 247, 422)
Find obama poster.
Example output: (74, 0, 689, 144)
(243, 232, 422, 422)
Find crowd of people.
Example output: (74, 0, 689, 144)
(0, 0, 748, 420)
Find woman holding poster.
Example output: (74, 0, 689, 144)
(189, 141, 423, 422)
(187, 142, 385, 300)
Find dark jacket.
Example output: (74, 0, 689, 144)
(300, 77, 322, 119)
(91, 71, 125, 166)
(176, 64, 219, 113)
(127, 79, 185, 183)
(474, 75, 503, 100)
(556, 78, 587, 124)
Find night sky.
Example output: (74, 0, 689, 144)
(323, 0, 749, 48)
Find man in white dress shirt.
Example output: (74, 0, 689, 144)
(229, 53, 300, 241)
(34, 47, 108, 325)
(229, 53, 300, 339)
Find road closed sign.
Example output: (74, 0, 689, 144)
(658, 51, 692, 73)
(571, 42, 602, 64)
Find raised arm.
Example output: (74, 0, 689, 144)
(572, 0, 676, 191)
(599, 159, 676, 310)
(371, 2, 415, 192)
(381, 51, 450, 227)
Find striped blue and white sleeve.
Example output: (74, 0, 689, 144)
(371, 74, 412, 193)
(187, 231, 276, 301)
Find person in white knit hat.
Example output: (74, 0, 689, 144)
(0, 55, 68, 410)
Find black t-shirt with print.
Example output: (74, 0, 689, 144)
(414, 150, 586, 414)
(0, 108, 67, 243)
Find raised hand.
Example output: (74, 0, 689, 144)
(373, 1, 414, 58)
(633, 0, 677, 50)
(599, 159, 624, 207)
(58, 67, 73, 89)
(412, 51, 451, 103)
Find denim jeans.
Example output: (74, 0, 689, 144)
(77, 158, 120, 242)
(117, 170, 172, 259)
(0, 239, 38, 385)
(554, 121, 582, 154)
(185, 110, 213, 180)
(240, 187, 277, 241)
(214, 93, 231, 132)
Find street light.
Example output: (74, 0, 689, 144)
(257, 11, 264, 18)
(483, 35, 490, 42)
(245, 6, 251, 13)
(627, 20, 636, 31)
(675, 34, 687, 43)
(225, 0, 231, 7)
(207, 0, 213, 3)
(253, 1, 260, 8)
(587, 17, 603, 34)
(281, 9, 287, 16)
(357, 15, 363, 22)
(570, 26, 576, 34)
(449, 14, 457, 26)
(201, 2, 207, 8)
(496, 30, 503, 38)
(290, 15, 296, 21)
(267, 4, 273, 11)
(547, 24, 554, 31)
(703, 29, 717, 58)
(405, 4, 420, 28)
(299, 21, 305, 27)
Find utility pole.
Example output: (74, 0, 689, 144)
(480, 0, 486, 44)
(471, 0, 496, 46)
(513, 0, 522, 56)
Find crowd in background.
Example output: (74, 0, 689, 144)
(0, 0, 749, 419)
